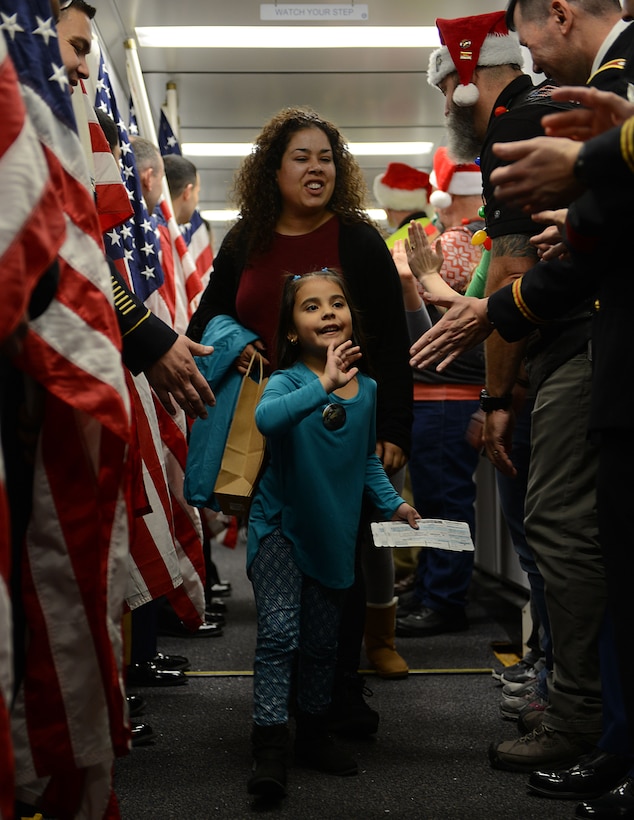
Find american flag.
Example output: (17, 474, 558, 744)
(158, 109, 213, 302)
(0, 31, 68, 815)
(80, 79, 133, 234)
(128, 95, 138, 135)
(1, 1, 131, 817)
(96, 54, 205, 626)
(95, 55, 165, 305)
(0, 441, 13, 820)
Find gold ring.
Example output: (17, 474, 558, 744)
(410, 244, 416, 250)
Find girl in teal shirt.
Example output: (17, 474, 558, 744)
(246, 270, 419, 800)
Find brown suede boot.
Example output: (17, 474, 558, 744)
(364, 597, 409, 679)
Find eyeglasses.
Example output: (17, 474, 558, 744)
(322, 403, 346, 431)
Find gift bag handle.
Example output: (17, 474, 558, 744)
(244, 350, 265, 385)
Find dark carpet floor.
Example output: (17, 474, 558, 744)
(114, 543, 576, 820)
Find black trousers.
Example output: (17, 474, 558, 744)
(596, 429, 634, 752)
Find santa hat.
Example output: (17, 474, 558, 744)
(427, 11, 522, 107)
(373, 162, 432, 212)
(429, 147, 482, 209)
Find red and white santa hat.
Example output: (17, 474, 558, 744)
(427, 11, 522, 107)
(429, 147, 482, 209)
(373, 162, 432, 212)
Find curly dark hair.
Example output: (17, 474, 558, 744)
(226, 107, 371, 257)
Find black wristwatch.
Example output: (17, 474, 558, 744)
(479, 388, 512, 412)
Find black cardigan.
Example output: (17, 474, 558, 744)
(188, 219, 413, 455)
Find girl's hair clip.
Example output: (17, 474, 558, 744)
(291, 274, 301, 281)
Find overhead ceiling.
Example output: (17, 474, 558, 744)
(91, 0, 515, 242)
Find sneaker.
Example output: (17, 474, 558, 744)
(500, 654, 546, 691)
(327, 673, 379, 737)
(488, 725, 596, 773)
(492, 648, 543, 682)
(500, 680, 546, 722)
(502, 677, 539, 700)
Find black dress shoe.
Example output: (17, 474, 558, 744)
(529, 748, 632, 800)
(205, 610, 226, 626)
(126, 661, 188, 687)
(395, 607, 468, 637)
(396, 589, 422, 618)
(575, 776, 634, 819)
(131, 720, 156, 747)
(158, 620, 223, 638)
(152, 652, 191, 671)
(126, 693, 147, 718)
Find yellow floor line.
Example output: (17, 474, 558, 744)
(185, 667, 496, 678)
(184, 650, 523, 678)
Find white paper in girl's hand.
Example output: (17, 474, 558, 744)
(371, 519, 474, 552)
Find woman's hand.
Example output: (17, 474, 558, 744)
(235, 341, 269, 374)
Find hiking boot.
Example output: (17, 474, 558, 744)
(328, 672, 379, 737)
(488, 725, 596, 773)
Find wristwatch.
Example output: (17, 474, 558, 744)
(479, 388, 512, 413)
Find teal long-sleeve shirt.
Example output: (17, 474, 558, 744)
(246, 363, 405, 589)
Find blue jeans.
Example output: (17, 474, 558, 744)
(249, 529, 346, 726)
(408, 398, 479, 615)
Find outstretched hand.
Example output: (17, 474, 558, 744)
(490, 136, 583, 212)
(544, 86, 634, 139)
(409, 294, 493, 371)
(530, 209, 569, 261)
(320, 339, 361, 394)
(145, 334, 216, 419)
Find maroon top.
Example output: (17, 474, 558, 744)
(235, 217, 340, 368)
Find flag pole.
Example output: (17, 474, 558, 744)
(165, 82, 180, 141)
(123, 38, 174, 208)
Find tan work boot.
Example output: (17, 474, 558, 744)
(364, 598, 409, 679)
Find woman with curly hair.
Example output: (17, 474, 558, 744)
(187, 105, 413, 739)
